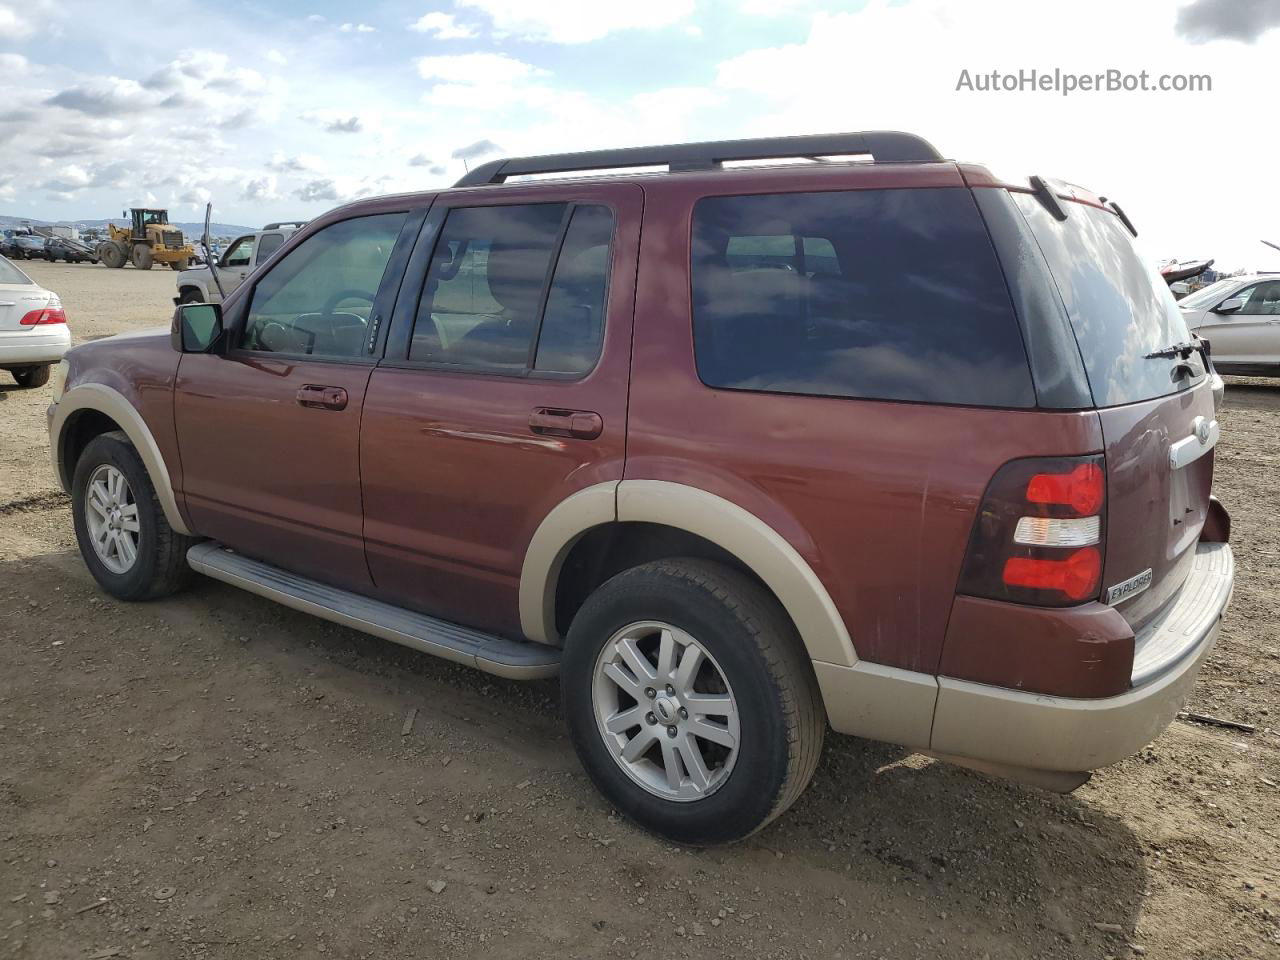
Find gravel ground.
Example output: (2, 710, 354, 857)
(1, 259, 1278, 960)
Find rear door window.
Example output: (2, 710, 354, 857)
(1012, 194, 1205, 406)
(409, 202, 614, 375)
(691, 188, 1034, 407)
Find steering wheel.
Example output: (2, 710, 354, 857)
(320, 288, 376, 317)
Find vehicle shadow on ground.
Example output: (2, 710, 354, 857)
(1222, 376, 1280, 412)
(14, 547, 1151, 953)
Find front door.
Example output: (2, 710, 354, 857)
(361, 182, 642, 638)
(174, 209, 418, 592)
(218, 234, 256, 296)
(1201, 279, 1280, 367)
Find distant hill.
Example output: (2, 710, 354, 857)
(1, 214, 257, 236)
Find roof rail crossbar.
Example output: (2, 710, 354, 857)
(453, 131, 943, 187)
(263, 221, 307, 230)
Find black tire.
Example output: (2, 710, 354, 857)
(562, 558, 824, 845)
(177, 287, 202, 304)
(169, 257, 189, 272)
(99, 242, 125, 268)
(131, 244, 154, 270)
(71, 431, 194, 601)
(11, 364, 51, 388)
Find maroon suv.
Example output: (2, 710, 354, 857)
(48, 132, 1234, 844)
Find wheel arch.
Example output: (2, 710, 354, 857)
(51, 383, 193, 536)
(519, 479, 858, 668)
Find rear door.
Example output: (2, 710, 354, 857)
(1013, 192, 1216, 629)
(360, 182, 641, 638)
(220, 235, 256, 293)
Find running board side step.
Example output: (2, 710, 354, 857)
(187, 542, 561, 680)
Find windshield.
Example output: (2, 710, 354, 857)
(1178, 278, 1238, 310)
(1014, 194, 1204, 407)
(0, 256, 32, 284)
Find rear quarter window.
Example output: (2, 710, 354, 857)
(691, 188, 1035, 407)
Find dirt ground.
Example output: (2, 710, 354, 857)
(1, 259, 1278, 960)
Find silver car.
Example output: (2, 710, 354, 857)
(0, 255, 70, 388)
(1181, 274, 1280, 376)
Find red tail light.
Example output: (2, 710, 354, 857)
(957, 455, 1106, 606)
(19, 307, 67, 325)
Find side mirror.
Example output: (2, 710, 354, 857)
(1214, 297, 1245, 314)
(175, 302, 224, 353)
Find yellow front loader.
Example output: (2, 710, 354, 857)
(97, 208, 196, 270)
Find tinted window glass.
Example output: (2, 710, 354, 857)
(411, 204, 566, 369)
(1239, 279, 1280, 315)
(410, 203, 613, 376)
(1013, 194, 1203, 406)
(535, 205, 614, 374)
(256, 232, 284, 262)
(691, 189, 1034, 407)
(242, 213, 406, 358)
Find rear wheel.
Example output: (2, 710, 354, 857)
(10, 365, 50, 388)
(72, 432, 194, 600)
(562, 559, 824, 845)
(131, 244, 154, 270)
(169, 257, 189, 271)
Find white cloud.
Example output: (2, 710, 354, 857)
(0, 52, 29, 70)
(417, 52, 550, 109)
(457, 0, 695, 43)
(712, 0, 1280, 271)
(339, 22, 376, 33)
(409, 12, 477, 39)
(266, 49, 288, 66)
(0, 0, 53, 40)
(243, 175, 278, 201)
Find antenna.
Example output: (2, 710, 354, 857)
(203, 202, 226, 301)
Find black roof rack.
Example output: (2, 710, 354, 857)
(263, 221, 307, 230)
(453, 131, 942, 187)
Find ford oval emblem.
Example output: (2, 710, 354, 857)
(1194, 417, 1211, 444)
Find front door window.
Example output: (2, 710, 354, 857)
(240, 213, 407, 358)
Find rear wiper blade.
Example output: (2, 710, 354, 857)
(1145, 340, 1199, 360)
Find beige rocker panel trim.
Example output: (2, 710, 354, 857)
(49, 383, 194, 536)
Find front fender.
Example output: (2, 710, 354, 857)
(49, 382, 193, 536)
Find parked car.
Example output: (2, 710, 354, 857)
(175, 222, 304, 304)
(1, 254, 69, 388)
(1179, 274, 1280, 376)
(43, 236, 99, 263)
(4, 232, 48, 260)
(48, 132, 1233, 844)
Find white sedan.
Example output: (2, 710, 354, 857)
(0, 255, 70, 388)
(1181, 273, 1280, 376)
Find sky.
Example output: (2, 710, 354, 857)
(1, 0, 1278, 271)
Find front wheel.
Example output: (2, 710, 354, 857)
(562, 559, 824, 845)
(72, 432, 194, 600)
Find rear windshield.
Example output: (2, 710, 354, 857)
(0, 256, 32, 284)
(1012, 194, 1204, 407)
(691, 188, 1035, 407)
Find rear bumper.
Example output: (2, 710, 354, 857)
(0, 329, 71, 366)
(930, 542, 1233, 772)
